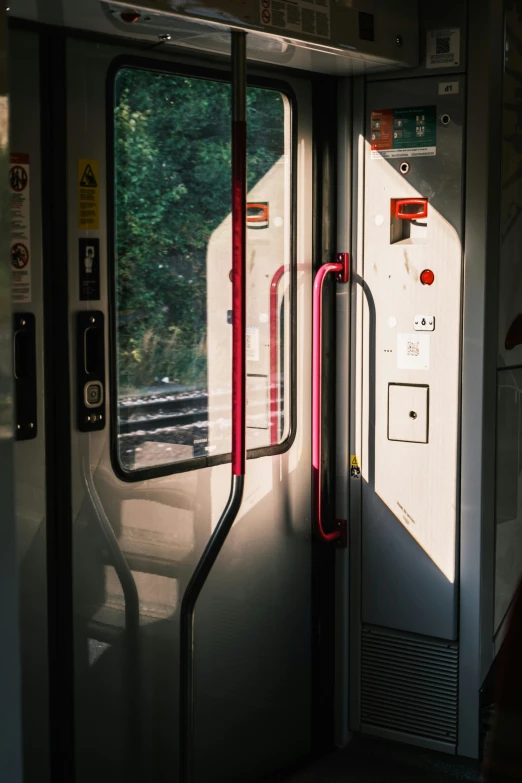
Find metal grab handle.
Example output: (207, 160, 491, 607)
(312, 252, 349, 545)
(269, 264, 305, 445)
(180, 30, 247, 783)
(270, 265, 286, 445)
(394, 198, 428, 220)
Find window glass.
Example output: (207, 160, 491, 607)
(114, 67, 292, 472)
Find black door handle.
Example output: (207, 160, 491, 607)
(13, 312, 37, 441)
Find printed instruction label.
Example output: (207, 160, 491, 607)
(78, 158, 99, 230)
(371, 106, 436, 159)
(10, 153, 31, 304)
(79, 238, 100, 301)
(426, 28, 460, 69)
(397, 332, 430, 371)
(246, 326, 260, 361)
(260, 0, 331, 40)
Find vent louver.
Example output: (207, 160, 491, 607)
(361, 626, 458, 744)
(358, 12, 375, 42)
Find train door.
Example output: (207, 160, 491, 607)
(9, 26, 51, 783)
(65, 38, 315, 783)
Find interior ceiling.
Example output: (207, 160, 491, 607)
(9, 0, 409, 76)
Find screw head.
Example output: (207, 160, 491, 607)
(396, 35, 403, 47)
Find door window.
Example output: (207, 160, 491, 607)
(112, 66, 294, 475)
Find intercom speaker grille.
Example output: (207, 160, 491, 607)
(361, 626, 458, 744)
(358, 12, 375, 42)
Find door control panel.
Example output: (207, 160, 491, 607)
(413, 314, 435, 331)
(77, 310, 105, 432)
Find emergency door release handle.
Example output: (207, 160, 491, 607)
(395, 198, 428, 220)
(312, 252, 349, 547)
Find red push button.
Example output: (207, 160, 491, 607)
(420, 269, 435, 286)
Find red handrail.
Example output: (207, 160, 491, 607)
(312, 252, 349, 545)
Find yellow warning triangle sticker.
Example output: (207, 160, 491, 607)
(80, 163, 97, 188)
(350, 455, 359, 467)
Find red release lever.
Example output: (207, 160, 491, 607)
(246, 202, 269, 225)
(395, 198, 428, 220)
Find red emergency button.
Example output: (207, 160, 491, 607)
(420, 269, 435, 286)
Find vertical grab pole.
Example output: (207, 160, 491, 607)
(180, 30, 247, 783)
(231, 30, 247, 476)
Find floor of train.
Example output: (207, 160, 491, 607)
(279, 736, 482, 782)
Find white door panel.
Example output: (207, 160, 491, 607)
(67, 38, 313, 783)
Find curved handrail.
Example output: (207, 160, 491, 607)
(81, 457, 141, 777)
(270, 265, 286, 445)
(312, 252, 349, 545)
(269, 264, 305, 445)
(180, 30, 247, 783)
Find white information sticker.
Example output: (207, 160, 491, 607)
(10, 153, 31, 304)
(426, 28, 460, 69)
(397, 332, 430, 371)
(246, 326, 260, 362)
(260, 0, 331, 40)
(438, 81, 459, 95)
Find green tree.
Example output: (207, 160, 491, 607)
(114, 68, 284, 393)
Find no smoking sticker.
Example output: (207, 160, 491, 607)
(11, 243, 29, 269)
(9, 165, 28, 192)
(10, 153, 31, 303)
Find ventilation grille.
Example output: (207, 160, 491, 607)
(358, 12, 375, 42)
(361, 626, 458, 744)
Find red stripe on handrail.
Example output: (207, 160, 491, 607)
(232, 120, 247, 476)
